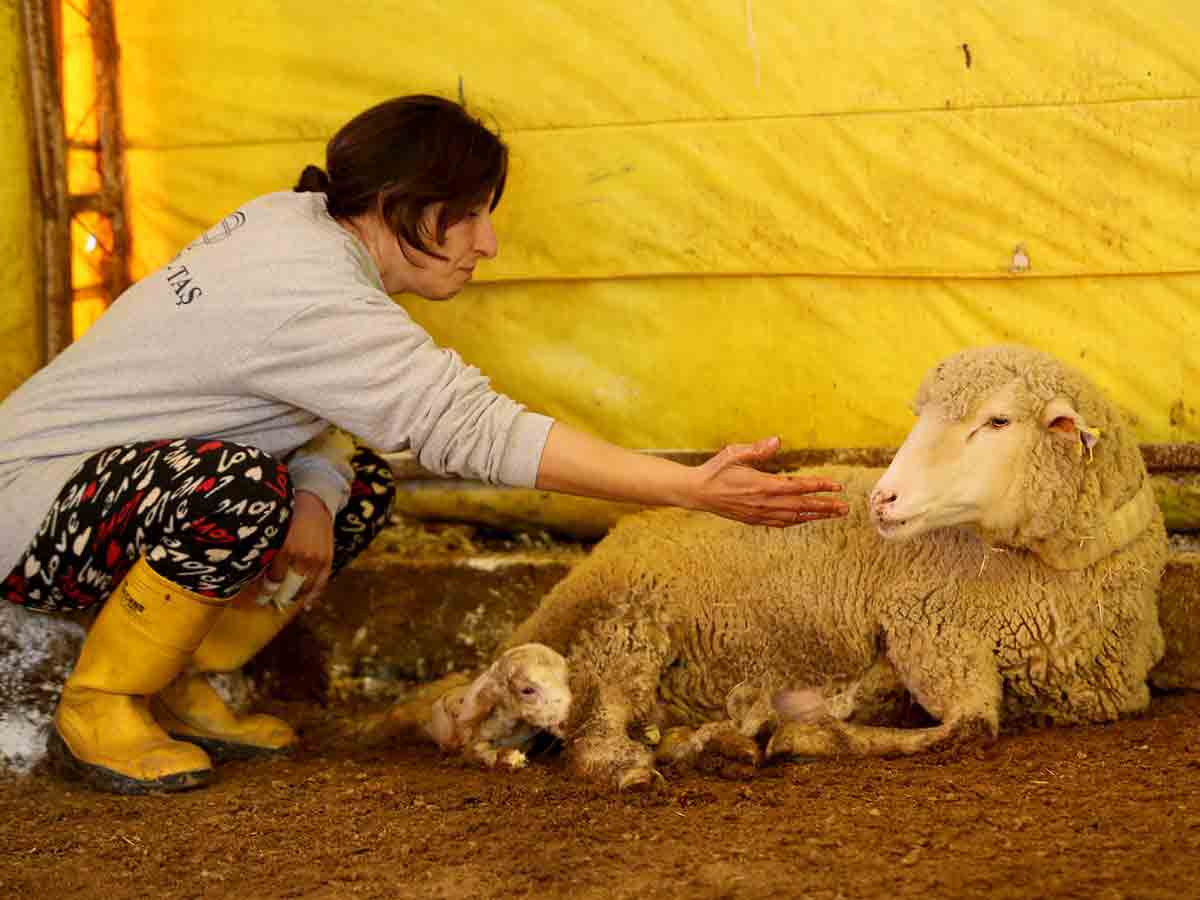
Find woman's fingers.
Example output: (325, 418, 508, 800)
(777, 495, 849, 515)
(268, 549, 290, 582)
(772, 475, 845, 496)
(747, 477, 848, 517)
(696, 438, 854, 527)
(754, 507, 844, 526)
(298, 560, 334, 610)
(724, 480, 849, 526)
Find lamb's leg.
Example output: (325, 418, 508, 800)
(356, 671, 473, 747)
(462, 741, 529, 770)
(767, 634, 1001, 760)
(456, 717, 540, 770)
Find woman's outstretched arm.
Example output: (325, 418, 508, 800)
(534, 422, 848, 528)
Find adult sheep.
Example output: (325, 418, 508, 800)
(492, 344, 1167, 790)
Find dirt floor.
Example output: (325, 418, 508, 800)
(1, 692, 1197, 900)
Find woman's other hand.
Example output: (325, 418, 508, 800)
(269, 490, 335, 608)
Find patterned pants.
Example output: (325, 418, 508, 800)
(2, 438, 395, 612)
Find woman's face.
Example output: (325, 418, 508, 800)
(377, 198, 499, 300)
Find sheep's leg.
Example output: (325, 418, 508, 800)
(566, 624, 671, 790)
(655, 720, 762, 769)
(568, 681, 664, 790)
(767, 635, 1001, 761)
(655, 685, 773, 769)
(766, 714, 994, 759)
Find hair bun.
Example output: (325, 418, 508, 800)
(294, 164, 332, 193)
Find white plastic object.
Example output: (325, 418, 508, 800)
(254, 567, 307, 611)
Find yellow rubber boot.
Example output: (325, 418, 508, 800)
(50, 559, 227, 794)
(151, 584, 306, 761)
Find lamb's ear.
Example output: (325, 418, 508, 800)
(1041, 397, 1101, 459)
(457, 661, 507, 726)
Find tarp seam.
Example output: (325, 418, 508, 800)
(123, 94, 1200, 152)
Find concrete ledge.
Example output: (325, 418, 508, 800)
(1154, 540, 1200, 690)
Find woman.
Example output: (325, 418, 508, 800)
(0, 95, 847, 794)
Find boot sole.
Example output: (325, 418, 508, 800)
(167, 731, 295, 764)
(46, 728, 214, 796)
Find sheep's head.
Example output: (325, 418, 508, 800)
(869, 345, 1139, 554)
(493, 643, 572, 738)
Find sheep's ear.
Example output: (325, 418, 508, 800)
(1041, 397, 1101, 458)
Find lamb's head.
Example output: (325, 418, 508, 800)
(870, 345, 1152, 566)
(491, 643, 572, 738)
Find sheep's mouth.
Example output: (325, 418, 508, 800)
(874, 512, 926, 540)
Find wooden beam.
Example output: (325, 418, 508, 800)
(20, 0, 72, 362)
(88, 0, 130, 302)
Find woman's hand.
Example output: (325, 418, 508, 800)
(269, 490, 335, 608)
(688, 436, 848, 527)
(535, 423, 847, 528)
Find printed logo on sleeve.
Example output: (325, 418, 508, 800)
(188, 211, 247, 249)
(166, 210, 248, 307)
(165, 263, 204, 306)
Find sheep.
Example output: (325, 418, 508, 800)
(482, 344, 1167, 789)
(377, 643, 571, 769)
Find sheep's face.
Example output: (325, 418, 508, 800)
(870, 380, 1044, 540)
(501, 645, 573, 738)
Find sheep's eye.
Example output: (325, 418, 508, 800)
(520, 686, 538, 697)
(988, 416, 1011, 429)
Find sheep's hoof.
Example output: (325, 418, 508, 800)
(707, 732, 761, 767)
(654, 727, 698, 767)
(766, 722, 842, 760)
(617, 766, 663, 792)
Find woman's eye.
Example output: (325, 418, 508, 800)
(989, 416, 1011, 429)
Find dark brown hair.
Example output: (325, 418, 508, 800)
(295, 95, 508, 258)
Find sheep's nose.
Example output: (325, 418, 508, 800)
(870, 488, 898, 512)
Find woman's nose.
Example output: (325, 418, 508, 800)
(476, 214, 499, 259)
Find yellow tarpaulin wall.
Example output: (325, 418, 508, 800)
(109, 1, 1200, 448)
(0, 1, 40, 400)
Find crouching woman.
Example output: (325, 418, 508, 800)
(3, 436, 395, 794)
(0, 95, 846, 795)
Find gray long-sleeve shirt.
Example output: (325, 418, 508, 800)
(0, 191, 554, 579)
